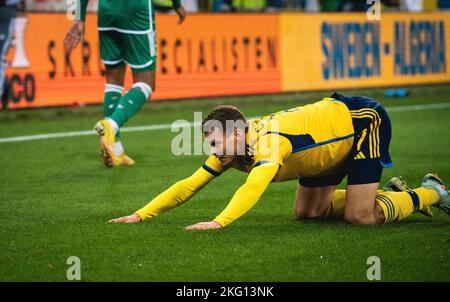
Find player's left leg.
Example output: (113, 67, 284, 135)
(384, 176, 434, 217)
(375, 173, 450, 223)
(329, 176, 437, 221)
(344, 182, 384, 224)
(331, 176, 434, 218)
(342, 161, 441, 224)
(344, 179, 443, 224)
(342, 96, 442, 224)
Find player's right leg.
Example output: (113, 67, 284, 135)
(295, 172, 346, 220)
(294, 185, 337, 220)
(107, 31, 156, 130)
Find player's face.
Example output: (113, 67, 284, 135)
(205, 128, 240, 166)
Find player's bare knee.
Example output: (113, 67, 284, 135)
(295, 211, 319, 220)
(294, 205, 328, 220)
(132, 71, 155, 93)
(105, 67, 125, 86)
(374, 203, 386, 224)
(343, 213, 365, 224)
(344, 211, 376, 225)
(294, 208, 310, 220)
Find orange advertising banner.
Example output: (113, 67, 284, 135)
(5, 13, 281, 109)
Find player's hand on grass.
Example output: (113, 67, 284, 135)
(64, 20, 85, 51)
(175, 5, 186, 25)
(108, 213, 141, 224)
(185, 221, 222, 231)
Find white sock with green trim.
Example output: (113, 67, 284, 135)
(106, 118, 119, 134)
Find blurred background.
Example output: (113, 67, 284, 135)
(2, 0, 450, 109)
(17, 0, 450, 13)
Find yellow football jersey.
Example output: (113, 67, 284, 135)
(137, 97, 358, 227)
(204, 98, 355, 182)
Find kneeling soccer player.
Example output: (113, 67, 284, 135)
(109, 92, 450, 229)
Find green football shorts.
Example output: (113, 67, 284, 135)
(97, 0, 157, 72)
(99, 30, 157, 72)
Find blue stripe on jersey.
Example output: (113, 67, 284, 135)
(202, 163, 221, 177)
(267, 132, 316, 152)
(291, 133, 355, 153)
(268, 131, 354, 153)
(253, 160, 270, 168)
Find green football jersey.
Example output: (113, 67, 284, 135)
(75, 0, 180, 32)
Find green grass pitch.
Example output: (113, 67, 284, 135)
(0, 86, 449, 281)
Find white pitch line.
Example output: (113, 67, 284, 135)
(0, 102, 449, 144)
(0, 121, 202, 143)
(386, 102, 450, 112)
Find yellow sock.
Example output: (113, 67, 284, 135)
(375, 188, 440, 223)
(327, 190, 346, 219)
(327, 189, 382, 218)
(412, 187, 440, 207)
(376, 192, 410, 223)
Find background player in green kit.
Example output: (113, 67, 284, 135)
(64, 0, 186, 167)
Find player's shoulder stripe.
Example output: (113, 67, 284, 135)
(253, 160, 271, 168)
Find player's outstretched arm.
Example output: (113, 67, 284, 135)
(185, 164, 279, 230)
(108, 167, 217, 224)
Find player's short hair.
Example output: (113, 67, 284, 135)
(202, 105, 247, 134)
